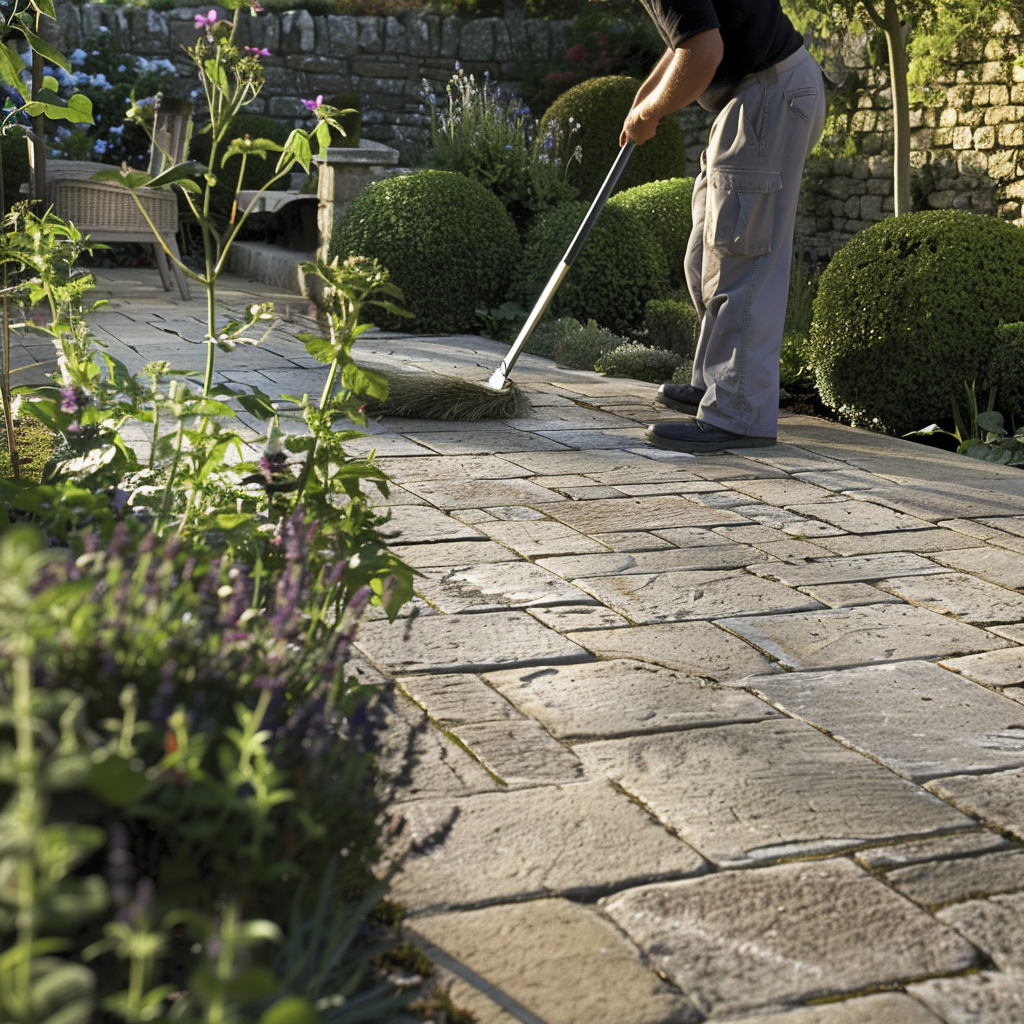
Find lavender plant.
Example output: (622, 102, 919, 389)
(425, 63, 581, 230)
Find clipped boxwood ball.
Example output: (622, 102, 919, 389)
(608, 177, 694, 289)
(809, 210, 1024, 435)
(330, 170, 520, 333)
(509, 199, 668, 333)
(539, 76, 688, 201)
(988, 322, 1024, 427)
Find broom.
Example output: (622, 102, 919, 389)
(367, 141, 636, 421)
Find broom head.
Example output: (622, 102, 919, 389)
(365, 367, 532, 421)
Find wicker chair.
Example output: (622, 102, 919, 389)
(50, 99, 193, 300)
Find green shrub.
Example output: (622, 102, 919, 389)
(509, 199, 668, 333)
(538, 76, 688, 200)
(524, 316, 622, 369)
(1, 135, 30, 215)
(607, 177, 694, 288)
(189, 113, 294, 221)
(328, 90, 362, 148)
(809, 210, 1024, 435)
(596, 341, 684, 382)
(642, 297, 699, 359)
(330, 170, 520, 333)
(988, 322, 1024, 428)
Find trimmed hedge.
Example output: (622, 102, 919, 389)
(596, 342, 683, 382)
(509, 199, 668, 333)
(809, 210, 1024, 435)
(1, 136, 31, 215)
(607, 177, 694, 289)
(539, 76, 688, 201)
(988, 322, 1024, 428)
(642, 297, 699, 360)
(330, 169, 520, 333)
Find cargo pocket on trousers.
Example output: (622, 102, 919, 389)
(705, 167, 783, 256)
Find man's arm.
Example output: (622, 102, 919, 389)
(621, 28, 723, 146)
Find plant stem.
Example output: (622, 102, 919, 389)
(1, 292, 20, 478)
(13, 651, 38, 1015)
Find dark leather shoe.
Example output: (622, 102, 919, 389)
(656, 383, 706, 414)
(646, 418, 776, 453)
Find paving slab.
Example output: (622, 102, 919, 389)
(743, 660, 1024, 782)
(565, 621, 780, 680)
(796, 582, 901, 607)
(398, 673, 519, 727)
(534, 495, 750, 533)
(355, 610, 591, 674)
(602, 859, 977, 1017)
(408, 899, 703, 1024)
(484, 505, 549, 521)
(929, 545, 1024, 589)
(854, 831, 1011, 870)
(374, 455, 532, 483)
(496, 449, 653, 475)
(536, 543, 766, 579)
(389, 541, 520, 568)
(485, 659, 779, 740)
(748, 552, 946, 586)
(939, 518, 1024, 554)
(575, 569, 823, 624)
(400, 478, 567, 511)
(593, 530, 678, 551)
(381, 506, 486, 544)
(926, 768, 1024, 841)
(414, 562, 597, 613)
(936, 893, 1024, 971)
(476, 519, 609, 557)
(728, 477, 845, 505)
(909, 970, 1024, 1024)
(940, 647, 1024, 688)
(714, 994, 945, 1024)
(812, 528, 980, 555)
(526, 605, 631, 632)
(878, 572, 1024, 625)
(885, 849, 1024, 907)
(452, 719, 585, 786)
(784, 498, 933, 533)
(718, 603, 1010, 671)
(979, 515, 1024, 537)
(578, 719, 972, 866)
(533, 426, 650, 449)
(407, 429, 570, 455)
(385, 780, 707, 912)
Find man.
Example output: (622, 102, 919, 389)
(622, 0, 826, 453)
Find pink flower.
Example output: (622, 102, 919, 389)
(250, 0, 264, 10)
(301, 94, 324, 112)
(245, 45, 271, 57)
(194, 8, 218, 29)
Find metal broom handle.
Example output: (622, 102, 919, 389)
(487, 140, 637, 390)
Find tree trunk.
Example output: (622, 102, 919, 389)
(882, 0, 911, 216)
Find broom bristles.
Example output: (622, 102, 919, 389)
(365, 367, 532, 421)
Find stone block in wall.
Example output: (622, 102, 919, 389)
(126, 6, 170, 51)
(525, 21, 552, 62)
(882, 196, 895, 213)
(281, 10, 316, 55)
(998, 124, 1024, 146)
(384, 16, 407, 55)
(410, 14, 440, 57)
(494, 19, 514, 61)
(1006, 180, 1024, 199)
(843, 195, 861, 218)
(460, 19, 495, 61)
(988, 149, 1021, 181)
(865, 178, 891, 196)
(952, 126, 974, 149)
(983, 61, 1006, 82)
(860, 194, 884, 220)
(987, 105, 1024, 124)
(851, 110, 876, 132)
(958, 149, 988, 175)
(933, 127, 954, 146)
(859, 134, 883, 156)
(974, 125, 996, 149)
(985, 37, 1008, 60)
(328, 16, 359, 55)
(236, 14, 280, 53)
(844, 219, 868, 233)
(829, 199, 847, 217)
(928, 190, 957, 208)
(999, 201, 1022, 219)
(441, 16, 464, 59)
(989, 85, 1010, 105)
(359, 17, 382, 52)
(867, 155, 892, 178)
(910, 128, 934, 149)
(1013, 84, 1024, 103)
(284, 55, 345, 76)
(939, 108, 958, 127)
(959, 108, 984, 127)
(850, 159, 871, 181)
(953, 194, 973, 210)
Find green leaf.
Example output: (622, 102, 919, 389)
(147, 160, 206, 189)
(302, 334, 336, 363)
(315, 120, 332, 157)
(976, 410, 1006, 434)
(20, 25, 71, 71)
(35, 0, 58, 18)
(237, 388, 277, 421)
(89, 754, 154, 807)
(258, 997, 321, 1024)
(0, 44, 30, 99)
(222, 136, 285, 162)
(341, 364, 389, 401)
(280, 129, 312, 173)
(90, 168, 153, 190)
(213, 512, 255, 530)
(38, 875, 110, 930)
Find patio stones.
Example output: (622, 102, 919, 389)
(714, 994, 946, 1023)
(743, 660, 1024, 782)
(484, 659, 780, 740)
(406, 428, 570, 455)
(718, 603, 1010, 671)
(565, 621, 780, 680)
(385, 781, 706, 912)
(536, 543, 767, 579)
(400, 477, 566, 510)
(476, 520, 609, 557)
(355, 610, 591, 674)
(940, 647, 1024, 688)
(397, 673, 519, 727)
(602, 859, 976, 1016)
(785, 498, 933, 533)
(878, 572, 1024, 625)
(854, 831, 1011, 870)
(374, 455, 532, 483)
(574, 569, 823, 625)
(449, 719, 585, 786)
(909, 971, 1024, 1024)
(414, 562, 597, 613)
(380, 506, 486, 544)
(728, 477, 843, 504)
(748, 552, 946, 586)
(534, 495, 750, 533)
(578, 719, 972, 866)
(407, 899, 703, 1024)
(885, 849, 1024, 907)
(813, 528, 980, 555)
(937, 893, 1024, 970)
(929, 544, 1024, 588)
(926, 768, 1024, 841)
(389, 540, 520, 569)
(527, 605, 630, 632)
(796, 582, 901, 607)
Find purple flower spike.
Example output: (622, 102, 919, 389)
(301, 94, 324, 112)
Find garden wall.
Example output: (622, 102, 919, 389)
(48, 1, 574, 163)
(797, 13, 1024, 259)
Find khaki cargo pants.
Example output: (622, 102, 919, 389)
(685, 46, 826, 438)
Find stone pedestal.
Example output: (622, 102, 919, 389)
(316, 140, 400, 257)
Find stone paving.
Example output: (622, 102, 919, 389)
(43, 268, 1024, 1022)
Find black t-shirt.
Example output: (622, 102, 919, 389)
(642, 0, 803, 109)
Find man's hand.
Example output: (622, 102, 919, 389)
(621, 108, 659, 147)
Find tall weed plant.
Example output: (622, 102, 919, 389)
(425, 64, 581, 230)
